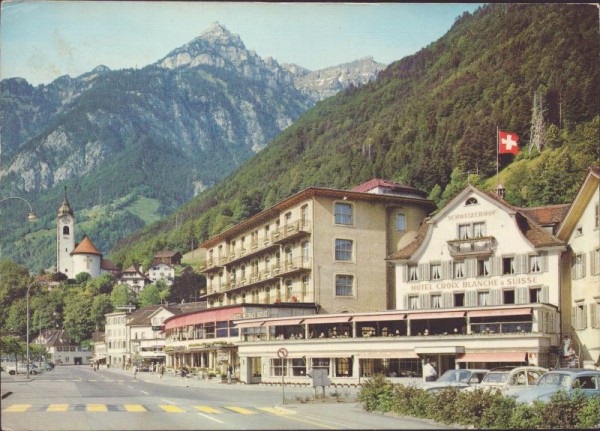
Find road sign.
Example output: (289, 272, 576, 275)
(277, 348, 288, 358)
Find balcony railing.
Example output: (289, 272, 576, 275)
(271, 220, 311, 244)
(447, 236, 495, 258)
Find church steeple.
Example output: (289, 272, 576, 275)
(57, 186, 74, 217)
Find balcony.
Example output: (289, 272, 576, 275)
(271, 220, 311, 244)
(447, 236, 495, 258)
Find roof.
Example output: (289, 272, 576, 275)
(556, 166, 600, 240)
(351, 178, 427, 197)
(201, 183, 434, 248)
(127, 305, 162, 326)
(101, 258, 119, 271)
(42, 329, 74, 347)
(387, 185, 565, 261)
(91, 330, 105, 343)
(71, 235, 102, 256)
(518, 204, 570, 227)
(153, 251, 181, 258)
(57, 189, 74, 217)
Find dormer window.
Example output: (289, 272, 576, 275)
(465, 197, 478, 206)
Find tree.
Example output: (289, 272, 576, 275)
(0, 335, 25, 368)
(88, 274, 116, 295)
(169, 270, 205, 303)
(75, 272, 92, 285)
(0, 260, 35, 329)
(110, 284, 134, 308)
(138, 284, 161, 307)
(63, 292, 94, 344)
(90, 294, 113, 331)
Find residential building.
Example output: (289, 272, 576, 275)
(200, 179, 434, 313)
(556, 166, 600, 368)
(91, 329, 107, 366)
(146, 263, 176, 286)
(105, 310, 130, 368)
(34, 329, 92, 365)
(119, 265, 150, 294)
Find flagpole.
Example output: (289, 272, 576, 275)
(496, 126, 499, 190)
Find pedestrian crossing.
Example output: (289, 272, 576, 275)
(2, 403, 295, 415)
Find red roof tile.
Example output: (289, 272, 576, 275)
(71, 235, 102, 256)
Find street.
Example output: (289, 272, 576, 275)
(1, 366, 452, 430)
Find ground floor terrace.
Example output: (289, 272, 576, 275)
(234, 303, 561, 385)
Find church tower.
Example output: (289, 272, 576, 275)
(57, 188, 75, 276)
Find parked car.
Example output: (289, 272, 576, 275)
(421, 369, 489, 392)
(38, 362, 55, 371)
(514, 369, 600, 404)
(6, 363, 42, 375)
(465, 366, 547, 396)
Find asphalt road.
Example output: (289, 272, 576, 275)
(1, 366, 454, 430)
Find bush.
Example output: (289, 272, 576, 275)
(454, 388, 515, 429)
(538, 391, 587, 429)
(425, 387, 462, 424)
(357, 374, 394, 412)
(576, 396, 600, 429)
(391, 384, 432, 418)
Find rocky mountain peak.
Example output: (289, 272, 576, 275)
(198, 21, 244, 48)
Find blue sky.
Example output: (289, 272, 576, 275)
(1, 2, 482, 86)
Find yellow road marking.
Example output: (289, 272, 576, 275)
(159, 404, 185, 413)
(193, 406, 222, 414)
(47, 404, 69, 412)
(277, 414, 339, 429)
(87, 404, 107, 412)
(224, 406, 257, 415)
(4, 404, 31, 412)
(124, 404, 147, 412)
(257, 407, 293, 415)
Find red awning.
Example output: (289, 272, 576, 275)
(456, 352, 528, 363)
(467, 308, 532, 318)
(262, 318, 305, 326)
(358, 351, 419, 359)
(235, 321, 265, 329)
(407, 311, 465, 320)
(305, 316, 352, 325)
(352, 314, 406, 322)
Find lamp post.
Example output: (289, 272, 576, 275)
(0, 196, 38, 222)
(26, 280, 36, 378)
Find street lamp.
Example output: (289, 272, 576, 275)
(26, 280, 36, 378)
(0, 196, 38, 222)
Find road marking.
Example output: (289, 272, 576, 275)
(4, 404, 31, 412)
(159, 404, 185, 413)
(196, 412, 224, 424)
(47, 404, 69, 412)
(277, 414, 340, 429)
(224, 406, 257, 415)
(257, 407, 294, 416)
(140, 390, 149, 395)
(193, 406, 222, 414)
(88, 379, 97, 382)
(124, 404, 147, 412)
(87, 404, 108, 412)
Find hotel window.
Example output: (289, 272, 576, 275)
(430, 263, 441, 280)
(575, 226, 583, 237)
(335, 239, 353, 261)
(334, 202, 353, 225)
(270, 358, 287, 376)
(477, 291, 490, 306)
(285, 247, 293, 265)
(465, 197, 478, 206)
(458, 224, 471, 239)
(302, 276, 309, 298)
(592, 248, 600, 276)
(335, 275, 354, 297)
(409, 265, 419, 281)
(477, 258, 490, 276)
(473, 222, 486, 238)
(408, 295, 419, 309)
(431, 294, 442, 309)
(302, 241, 310, 261)
(595, 202, 599, 229)
(285, 280, 293, 301)
(335, 358, 352, 377)
(572, 253, 586, 279)
(529, 287, 542, 303)
(454, 292, 465, 307)
(396, 213, 406, 231)
(301, 205, 308, 226)
(454, 261, 465, 279)
(573, 302, 587, 330)
(529, 255, 542, 273)
(503, 289, 515, 304)
(503, 257, 515, 275)
(291, 358, 306, 376)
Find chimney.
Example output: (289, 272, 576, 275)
(496, 184, 506, 199)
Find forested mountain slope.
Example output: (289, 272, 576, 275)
(111, 3, 598, 268)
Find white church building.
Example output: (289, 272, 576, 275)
(56, 191, 118, 279)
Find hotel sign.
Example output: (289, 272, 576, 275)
(447, 210, 497, 221)
(233, 310, 270, 320)
(409, 276, 539, 292)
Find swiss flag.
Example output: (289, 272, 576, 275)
(498, 130, 519, 155)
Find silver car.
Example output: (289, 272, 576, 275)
(421, 369, 488, 392)
(466, 366, 547, 396)
(515, 369, 600, 404)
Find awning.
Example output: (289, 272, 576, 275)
(467, 308, 532, 318)
(305, 316, 352, 325)
(358, 351, 419, 359)
(235, 321, 265, 329)
(408, 311, 465, 320)
(262, 318, 305, 326)
(352, 314, 405, 322)
(456, 352, 528, 363)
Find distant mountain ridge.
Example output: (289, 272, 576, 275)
(0, 22, 385, 272)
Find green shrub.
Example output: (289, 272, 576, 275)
(576, 396, 600, 429)
(454, 388, 515, 428)
(357, 374, 393, 412)
(391, 384, 432, 418)
(539, 391, 587, 429)
(425, 387, 462, 424)
(508, 402, 545, 429)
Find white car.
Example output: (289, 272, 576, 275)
(5, 363, 41, 375)
(421, 369, 488, 392)
(465, 366, 547, 396)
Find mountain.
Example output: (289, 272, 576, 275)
(0, 22, 384, 272)
(109, 3, 598, 269)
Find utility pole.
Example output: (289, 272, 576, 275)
(528, 91, 546, 155)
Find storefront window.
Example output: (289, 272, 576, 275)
(291, 358, 306, 376)
(270, 358, 287, 376)
(335, 358, 353, 377)
(359, 358, 421, 378)
(216, 321, 228, 338)
(311, 358, 330, 375)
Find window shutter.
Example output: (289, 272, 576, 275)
(519, 254, 528, 274)
(491, 289, 502, 305)
(493, 256, 503, 276)
(517, 287, 527, 304)
(571, 256, 576, 280)
(582, 254, 587, 277)
(466, 290, 477, 307)
(441, 292, 452, 308)
(571, 306, 577, 329)
(541, 286, 549, 303)
(583, 305, 588, 329)
(420, 293, 430, 309)
(444, 261, 453, 279)
(590, 304, 597, 329)
(590, 251, 596, 275)
(541, 252, 548, 272)
(420, 263, 430, 281)
(466, 259, 476, 278)
(402, 295, 408, 310)
(403, 265, 409, 283)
